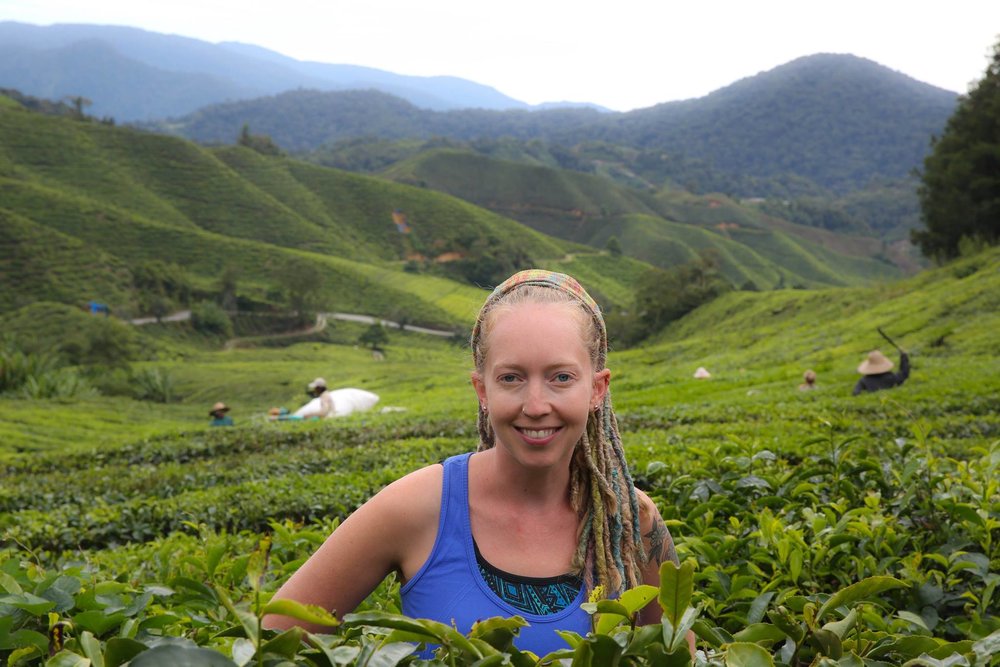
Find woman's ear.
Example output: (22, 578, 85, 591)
(471, 371, 487, 405)
(592, 368, 611, 406)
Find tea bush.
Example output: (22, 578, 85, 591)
(2, 248, 998, 665)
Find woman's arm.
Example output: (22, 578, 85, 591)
(264, 463, 442, 632)
(635, 490, 696, 657)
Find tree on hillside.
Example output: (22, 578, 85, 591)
(132, 260, 193, 317)
(63, 95, 92, 120)
(238, 123, 283, 156)
(913, 37, 1000, 260)
(605, 235, 623, 257)
(606, 250, 731, 347)
(217, 265, 239, 312)
(358, 323, 389, 350)
(279, 263, 323, 325)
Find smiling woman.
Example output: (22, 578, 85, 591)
(264, 269, 693, 657)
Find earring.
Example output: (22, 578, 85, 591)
(481, 403, 488, 414)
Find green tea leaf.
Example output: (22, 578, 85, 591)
(897, 610, 930, 631)
(659, 559, 696, 626)
(105, 637, 148, 667)
(72, 610, 126, 636)
(822, 609, 859, 640)
(128, 644, 238, 666)
(691, 619, 733, 648)
(595, 599, 631, 617)
(363, 641, 418, 667)
(817, 576, 905, 621)
(0, 571, 24, 595)
(766, 606, 804, 644)
(213, 586, 258, 643)
(619, 584, 658, 615)
(261, 598, 339, 627)
(724, 641, 776, 666)
(0, 592, 55, 615)
(573, 633, 625, 667)
(810, 628, 843, 659)
(732, 623, 786, 644)
(594, 611, 628, 636)
(79, 630, 105, 667)
(261, 626, 306, 657)
(45, 650, 92, 667)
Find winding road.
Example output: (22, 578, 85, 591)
(131, 310, 458, 348)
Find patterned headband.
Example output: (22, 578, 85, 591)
(472, 269, 607, 365)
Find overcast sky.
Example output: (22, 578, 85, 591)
(3, 0, 999, 111)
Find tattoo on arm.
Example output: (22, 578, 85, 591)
(646, 517, 679, 565)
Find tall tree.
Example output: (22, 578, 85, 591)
(913, 37, 1000, 260)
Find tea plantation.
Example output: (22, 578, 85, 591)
(1, 248, 998, 666)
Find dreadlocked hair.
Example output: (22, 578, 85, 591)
(471, 278, 646, 597)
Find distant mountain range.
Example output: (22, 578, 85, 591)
(0, 21, 561, 120)
(151, 53, 957, 196)
(0, 21, 960, 258)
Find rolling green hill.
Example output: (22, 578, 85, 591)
(1, 99, 638, 326)
(381, 148, 903, 288)
(621, 243, 1000, 398)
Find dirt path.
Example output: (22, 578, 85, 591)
(220, 312, 457, 350)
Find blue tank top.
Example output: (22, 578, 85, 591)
(400, 453, 590, 656)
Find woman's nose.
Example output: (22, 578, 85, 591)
(521, 381, 551, 417)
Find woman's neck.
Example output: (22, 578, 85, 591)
(472, 448, 573, 508)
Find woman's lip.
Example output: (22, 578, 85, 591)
(516, 426, 561, 444)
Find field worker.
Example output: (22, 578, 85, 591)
(208, 402, 233, 426)
(266, 270, 694, 658)
(798, 369, 817, 391)
(293, 377, 380, 418)
(853, 349, 909, 396)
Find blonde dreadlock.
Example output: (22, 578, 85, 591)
(470, 270, 646, 596)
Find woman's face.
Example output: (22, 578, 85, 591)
(472, 301, 609, 470)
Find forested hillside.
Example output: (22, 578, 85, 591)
(156, 54, 955, 197)
(0, 98, 907, 331)
(379, 148, 905, 286)
(0, 99, 589, 325)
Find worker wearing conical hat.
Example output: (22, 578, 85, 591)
(852, 349, 909, 396)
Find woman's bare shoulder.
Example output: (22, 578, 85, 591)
(635, 488, 658, 527)
(369, 462, 443, 514)
(635, 488, 678, 566)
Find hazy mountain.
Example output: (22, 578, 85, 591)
(156, 53, 956, 195)
(0, 21, 535, 121)
(598, 54, 959, 193)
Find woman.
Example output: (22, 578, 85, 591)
(266, 270, 685, 655)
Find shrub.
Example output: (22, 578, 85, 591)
(358, 322, 389, 350)
(131, 367, 175, 403)
(0, 336, 92, 398)
(191, 301, 234, 337)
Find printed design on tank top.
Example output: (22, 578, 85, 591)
(473, 539, 583, 615)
